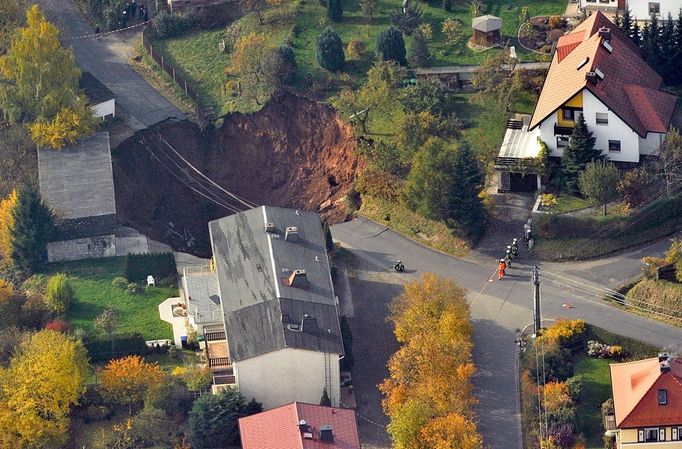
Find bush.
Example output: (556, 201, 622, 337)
(112, 276, 128, 289)
(345, 187, 361, 214)
(442, 0, 452, 11)
(125, 252, 176, 283)
(84, 405, 111, 423)
(347, 39, 366, 59)
(151, 11, 199, 39)
(45, 273, 74, 315)
(84, 332, 149, 363)
(273, 44, 297, 85)
(45, 319, 70, 333)
(540, 193, 557, 208)
(355, 169, 402, 202)
(530, 342, 573, 382)
(126, 282, 143, 295)
(565, 375, 584, 401)
(548, 15, 565, 29)
(626, 279, 682, 320)
(587, 340, 626, 359)
(539, 319, 586, 351)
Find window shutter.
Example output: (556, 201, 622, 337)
(672, 427, 678, 441)
(638, 429, 644, 442)
(660, 428, 666, 441)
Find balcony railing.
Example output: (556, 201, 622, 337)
(554, 124, 574, 136)
(209, 356, 231, 368)
(205, 331, 226, 341)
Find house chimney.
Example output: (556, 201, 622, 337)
(288, 269, 308, 287)
(298, 419, 310, 433)
(598, 26, 611, 41)
(661, 360, 672, 373)
(265, 222, 275, 232)
(319, 425, 334, 443)
(285, 226, 299, 241)
(658, 352, 670, 362)
(585, 71, 598, 85)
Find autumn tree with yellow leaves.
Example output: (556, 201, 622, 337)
(101, 355, 168, 414)
(0, 5, 96, 148)
(0, 330, 89, 449)
(227, 32, 279, 106)
(0, 189, 17, 265)
(380, 273, 483, 449)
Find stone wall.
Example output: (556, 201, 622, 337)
(47, 235, 116, 262)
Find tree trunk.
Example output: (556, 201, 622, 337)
(604, 202, 607, 216)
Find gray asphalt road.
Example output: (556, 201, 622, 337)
(36, 0, 184, 132)
(332, 217, 682, 449)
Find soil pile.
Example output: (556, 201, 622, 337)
(112, 92, 362, 256)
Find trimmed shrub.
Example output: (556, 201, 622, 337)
(565, 375, 584, 401)
(316, 27, 345, 72)
(84, 332, 150, 363)
(151, 11, 199, 39)
(347, 39, 367, 59)
(125, 252, 176, 283)
(112, 276, 128, 289)
(376, 26, 407, 65)
(126, 283, 143, 295)
(45, 273, 74, 315)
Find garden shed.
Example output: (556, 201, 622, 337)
(472, 15, 503, 46)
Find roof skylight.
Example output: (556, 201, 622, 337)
(576, 57, 589, 70)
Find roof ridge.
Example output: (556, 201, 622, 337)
(611, 357, 658, 366)
(618, 369, 663, 427)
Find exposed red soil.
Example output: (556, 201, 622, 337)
(112, 92, 363, 256)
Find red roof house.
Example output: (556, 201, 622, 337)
(527, 11, 677, 163)
(239, 403, 361, 449)
(609, 354, 682, 447)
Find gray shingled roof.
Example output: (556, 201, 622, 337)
(208, 206, 343, 362)
(185, 271, 223, 325)
(38, 132, 116, 225)
(472, 15, 502, 32)
(80, 72, 115, 105)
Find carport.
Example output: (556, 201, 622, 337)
(494, 116, 543, 193)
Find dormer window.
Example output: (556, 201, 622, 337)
(658, 389, 668, 405)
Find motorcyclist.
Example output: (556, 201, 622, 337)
(394, 260, 405, 272)
(511, 239, 519, 257)
(504, 250, 512, 268)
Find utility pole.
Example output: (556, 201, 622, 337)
(532, 265, 541, 337)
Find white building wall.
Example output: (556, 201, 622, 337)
(629, 0, 682, 20)
(639, 132, 665, 155)
(580, 0, 618, 11)
(582, 89, 640, 163)
(538, 117, 560, 156)
(234, 347, 341, 410)
(92, 99, 115, 119)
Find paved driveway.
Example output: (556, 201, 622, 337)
(332, 217, 682, 449)
(36, 0, 184, 134)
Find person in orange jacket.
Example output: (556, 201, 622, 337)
(498, 259, 506, 280)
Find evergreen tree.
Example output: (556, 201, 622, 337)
(448, 141, 485, 237)
(442, 0, 452, 11)
(316, 27, 345, 72)
(390, 4, 422, 35)
(188, 388, 245, 449)
(560, 113, 602, 194)
(408, 29, 433, 67)
(660, 13, 676, 83)
(640, 21, 650, 60)
(10, 184, 54, 273)
(619, 7, 633, 38)
(376, 26, 407, 66)
(675, 10, 682, 84)
(327, 0, 343, 23)
(631, 19, 642, 46)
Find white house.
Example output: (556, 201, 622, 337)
(80, 72, 115, 120)
(579, 0, 682, 20)
(495, 11, 677, 191)
(181, 206, 344, 409)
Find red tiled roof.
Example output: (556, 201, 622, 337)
(611, 358, 682, 428)
(529, 11, 677, 137)
(239, 402, 361, 449)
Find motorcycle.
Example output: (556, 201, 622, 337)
(394, 261, 405, 272)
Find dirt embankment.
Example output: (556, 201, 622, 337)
(112, 92, 362, 256)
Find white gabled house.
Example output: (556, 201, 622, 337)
(580, 0, 682, 21)
(495, 11, 677, 192)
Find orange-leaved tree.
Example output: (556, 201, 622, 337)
(380, 273, 482, 449)
(101, 355, 168, 414)
(0, 189, 18, 264)
(420, 412, 484, 449)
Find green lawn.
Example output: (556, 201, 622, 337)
(553, 194, 592, 214)
(34, 257, 176, 340)
(148, 0, 564, 116)
(574, 355, 611, 449)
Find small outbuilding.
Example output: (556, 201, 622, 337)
(472, 15, 503, 46)
(80, 72, 115, 120)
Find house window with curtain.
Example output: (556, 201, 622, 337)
(649, 2, 660, 14)
(596, 112, 608, 125)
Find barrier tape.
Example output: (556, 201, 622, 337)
(64, 20, 149, 40)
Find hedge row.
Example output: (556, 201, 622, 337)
(124, 252, 176, 283)
(84, 332, 168, 362)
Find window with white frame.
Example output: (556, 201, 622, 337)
(672, 427, 680, 440)
(640, 428, 660, 442)
(596, 112, 608, 125)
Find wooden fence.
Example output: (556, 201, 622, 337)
(141, 29, 213, 127)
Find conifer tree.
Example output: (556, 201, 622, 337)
(408, 29, 433, 67)
(9, 184, 54, 273)
(376, 26, 407, 66)
(327, 0, 343, 22)
(675, 10, 682, 84)
(660, 13, 676, 82)
(448, 142, 485, 237)
(619, 7, 633, 38)
(316, 27, 345, 71)
(631, 19, 642, 46)
(560, 113, 602, 194)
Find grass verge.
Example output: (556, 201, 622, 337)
(574, 355, 610, 449)
(30, 257, 176, 340)
(359, 195, 471, 257)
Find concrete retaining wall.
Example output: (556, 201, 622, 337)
(47, 234, 116, 262)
